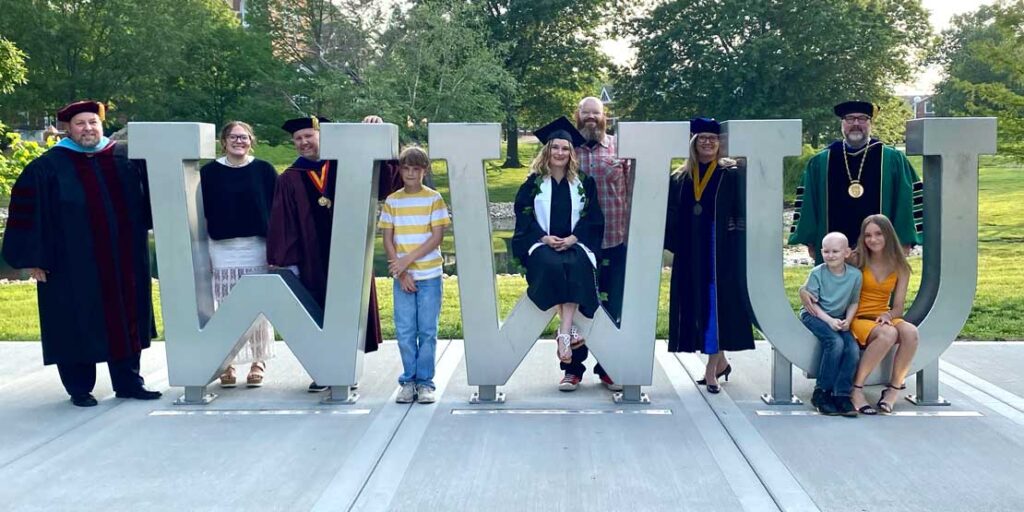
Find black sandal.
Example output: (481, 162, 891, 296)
(852, 385, 877, 415)
(877, 384, 906, 415)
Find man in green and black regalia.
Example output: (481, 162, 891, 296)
(789, 101, 923, 263)
(2, 100, 161, 407)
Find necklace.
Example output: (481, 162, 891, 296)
(842, 142, 878, 198)
(307, 162, 332, 208)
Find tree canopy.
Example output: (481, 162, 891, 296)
(931, 0, 1024, 159)
(614, 0, 933, 144)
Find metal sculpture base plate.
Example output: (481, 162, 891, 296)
(174, 386, 217, 405)
(613, 385, 650, 404)
(321, 386, 359, 405)
(469, 392, 506, 404)
(760, 393, 803, 405)
(613, 392, 651, 404)
(905, 395, 951, 406)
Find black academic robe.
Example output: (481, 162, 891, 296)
(1, 143, 154, 365)
(266, 157, 383, 352)
(664, 161, 754, 354)
(511, 172, 604, 317)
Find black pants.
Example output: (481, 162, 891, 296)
(562, 243, 629, 379)
(56, 353, 145, 397)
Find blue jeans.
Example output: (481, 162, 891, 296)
(801, 312, 859, 397)
(394, 276, 442, 389)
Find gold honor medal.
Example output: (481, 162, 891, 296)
(307, 162, 332, 208)
(848, 181, 864, 198)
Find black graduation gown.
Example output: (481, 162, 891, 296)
(266, 157, 383, 352)
(511, 173, 604, 317)
(664, 162, 754, 353)
(1, 143, 155, 365)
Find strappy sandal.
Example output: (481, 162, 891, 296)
(852, 385, 877, 415)
(246, 361, 266, 388)
(877, 384, 906, 415)
(556, 332, 573, 363)
(219, 366, 237, 388)
(569, 325, 586, 350)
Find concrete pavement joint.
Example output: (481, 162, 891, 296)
(657, 350, 782, 512)
(674, 352, 821, 512)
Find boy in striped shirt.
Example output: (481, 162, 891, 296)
(379, 147, 451, 404)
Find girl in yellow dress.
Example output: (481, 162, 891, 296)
(848, 214, 920, 414)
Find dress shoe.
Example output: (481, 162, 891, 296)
(308, 381, 328, 392)
(71, 394, 98, 407)
(115, 388, 162, 400)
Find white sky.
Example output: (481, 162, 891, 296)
(600, 0, 998, 95)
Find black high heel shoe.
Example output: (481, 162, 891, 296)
(877, 384, 906, 415)
(696, 364, 732, 385)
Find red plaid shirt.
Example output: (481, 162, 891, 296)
(577, 134, 633, 249)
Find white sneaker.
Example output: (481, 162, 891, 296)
(416, 385, 436, 404)
(396, 383, 416, 403)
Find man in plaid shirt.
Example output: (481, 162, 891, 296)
(558, 96, 633, 393)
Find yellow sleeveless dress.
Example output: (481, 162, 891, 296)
(851, 267, 904, 346)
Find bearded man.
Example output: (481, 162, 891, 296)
(789, 101, 923, 263)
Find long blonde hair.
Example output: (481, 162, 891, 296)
(855, 214, 911, 276)
(672, 133, 734, 178)
(529, 139, 580, 182)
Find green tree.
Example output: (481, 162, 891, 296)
(472, 0, 616, 167)
(363, 1, 512, 142)
(245, 0, 388, 119)
(931, 1, 1024, 159)
(871, 95, 915, 146)
(615, 0, 933, 144)
(0, 0, 264, 127)
(0, 37, 28, 96)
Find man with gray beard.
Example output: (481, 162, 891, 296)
(789, 101, 922, 263)
(556, 96, 632, 392)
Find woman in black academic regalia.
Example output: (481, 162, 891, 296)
(665, 118, 754, 393)
(511, 117, 605, 387)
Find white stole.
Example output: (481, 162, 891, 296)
(528, 175, 597, 268)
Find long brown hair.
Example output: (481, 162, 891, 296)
(855, 214, 911, 275)
(529, 138, 580, 182)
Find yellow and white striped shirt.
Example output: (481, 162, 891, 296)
(378, 187, 451, 280)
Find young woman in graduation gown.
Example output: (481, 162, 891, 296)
(199, 121, 277, 388)
(665, 118, 754, 393)
(511, 117, 605, 384)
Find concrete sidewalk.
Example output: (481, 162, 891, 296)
(1, 340, 1022, 511)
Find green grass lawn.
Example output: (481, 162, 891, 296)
(1, 159, 1021, 341)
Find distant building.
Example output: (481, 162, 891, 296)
(901, 95, 935, 119)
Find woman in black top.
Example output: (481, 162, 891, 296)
(511, 117, 604, 389)
(200, 121, 278, 388)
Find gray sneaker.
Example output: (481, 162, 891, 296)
(396, 383, 416, 403)
(416, 385, 436, 404)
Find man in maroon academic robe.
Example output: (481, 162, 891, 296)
(267, 115, 398, 392)
(1, 100, 161, 407)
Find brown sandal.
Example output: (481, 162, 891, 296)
(219, 366, 237, 388)
(246, 362, 266, 387)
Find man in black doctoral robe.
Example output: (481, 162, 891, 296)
(267, 115, 399, 392)
(1, 100, 161, 407)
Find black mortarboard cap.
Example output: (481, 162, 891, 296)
(833, 101, 879, 118)
(533, 116, 586, 147)
(57, 100, 106, 122)
(281, 116, 331, 134)
(690, 117, 720, 135)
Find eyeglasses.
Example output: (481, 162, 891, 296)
(227, 134, 251, 142)
(696, 135, 720, 143)
(842, 115, 871, 124)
